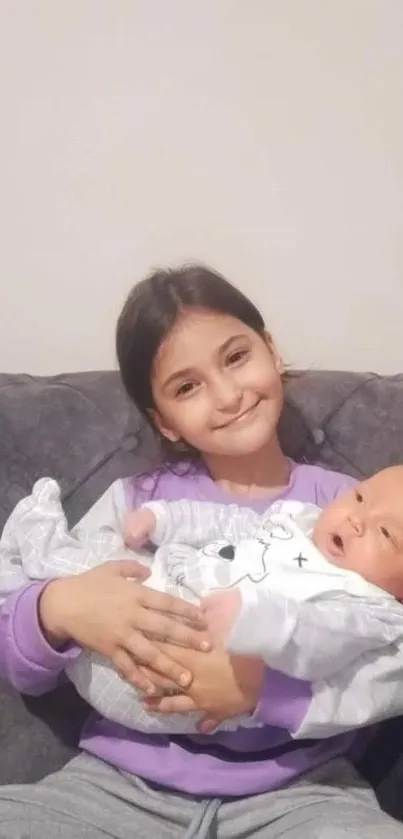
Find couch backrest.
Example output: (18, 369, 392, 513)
(1, 369, 403, 531)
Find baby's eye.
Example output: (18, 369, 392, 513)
(380, 526, 391, 540)
(355, 491, 364, 503)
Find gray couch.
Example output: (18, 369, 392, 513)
(1, 369, 403, 818)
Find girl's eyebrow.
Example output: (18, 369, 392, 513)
(162, 367, 194, 390)
(217, 334, 249, 357)
(221, 334, 246, 346)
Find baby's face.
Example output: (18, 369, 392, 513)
(312, 466, 403, 598)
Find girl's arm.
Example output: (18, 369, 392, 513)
(0, 481, 209, 697)
(0, 581, 81, 695)
(143, 643, 313, 735)
(0, 479, 129, 695)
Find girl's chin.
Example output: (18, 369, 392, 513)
(209, 431, 274, 458)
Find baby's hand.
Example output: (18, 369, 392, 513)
(202, 589, 242, 649)
(123, 507, 156, 549)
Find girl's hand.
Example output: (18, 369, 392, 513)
(123, 508, 156, 549)
(143, 644, 263, 732)
(38, 560, 210, 695)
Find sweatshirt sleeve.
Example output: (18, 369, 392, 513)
(252, 667, 312, 732)
(0, 581, 81, 695)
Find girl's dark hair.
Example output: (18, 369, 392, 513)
(116, 263, 267, 466)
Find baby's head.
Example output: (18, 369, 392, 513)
(313, 466, 403, 598)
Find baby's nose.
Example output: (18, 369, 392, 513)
(348, 514, 364, 536)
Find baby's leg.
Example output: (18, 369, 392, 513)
(15, 479, 122, 576)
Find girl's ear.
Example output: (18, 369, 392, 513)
(265, 332, 285, 375)
(149, 409, 181, 443)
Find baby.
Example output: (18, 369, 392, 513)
(1, 466, 403, 738)
(123, 465, 403, 685)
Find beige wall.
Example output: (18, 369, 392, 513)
(1, 0, 402, 375)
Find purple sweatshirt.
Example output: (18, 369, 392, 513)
(0, 461, 357, 797)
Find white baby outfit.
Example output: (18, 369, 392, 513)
(1, 479, 403, 738)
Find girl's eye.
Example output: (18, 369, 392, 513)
(176, 381, 196, 397)
(227, 349, 248, 366)
(380, 526, 391, 540)
(355, 491, 363, 503)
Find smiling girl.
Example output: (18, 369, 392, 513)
(0, 265, 400, 838)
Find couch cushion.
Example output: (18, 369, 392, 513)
(282, 370, 403, 477)
(0, 371, 157, 531)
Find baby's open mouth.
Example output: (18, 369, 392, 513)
(332, 533, 344, 552)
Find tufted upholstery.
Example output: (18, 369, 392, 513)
(2, 370, 403, 535)
(1, 369, 403, 816)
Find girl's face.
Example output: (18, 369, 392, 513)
(151, 308, 284, 459)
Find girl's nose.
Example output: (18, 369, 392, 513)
(212, 375, 242, 411)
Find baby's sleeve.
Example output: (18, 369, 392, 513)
(295, 619, 403, 739)
(143, 499, 260, 547)
(227, 591, 403, 682)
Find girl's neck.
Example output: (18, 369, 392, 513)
(203, 436, 290, 499)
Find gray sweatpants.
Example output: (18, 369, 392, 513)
(0, 753, 400, 839)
